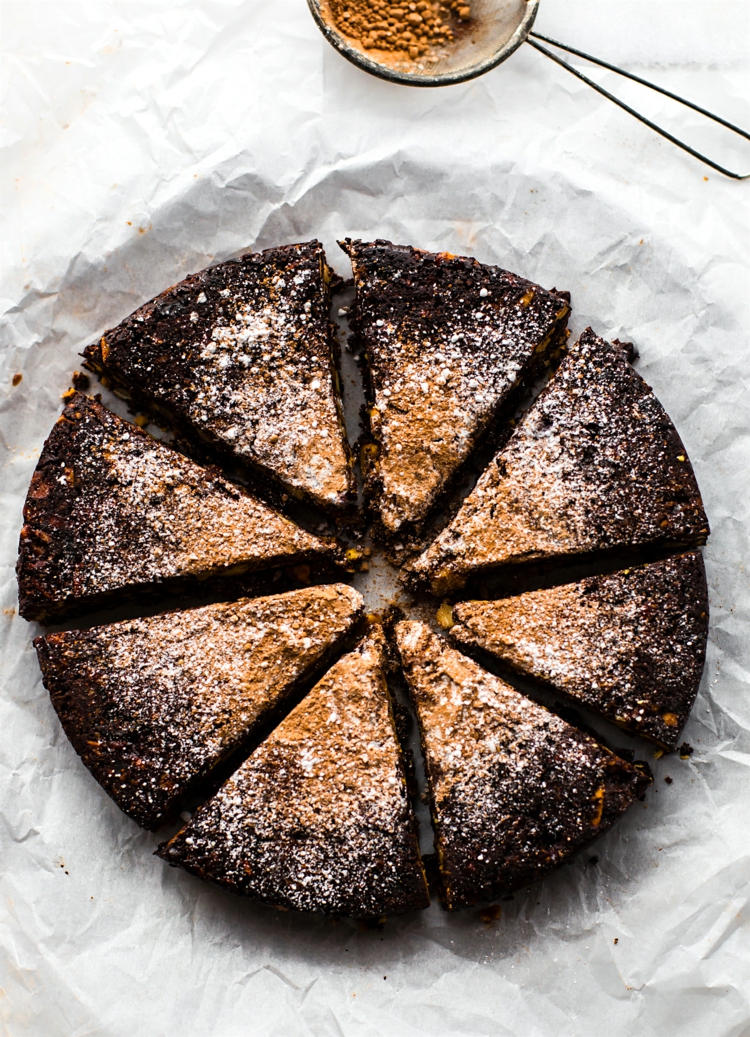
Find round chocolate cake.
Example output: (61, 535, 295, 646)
(18, 238, 709, 919)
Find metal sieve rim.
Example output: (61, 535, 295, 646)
(307, 0, 540, 88)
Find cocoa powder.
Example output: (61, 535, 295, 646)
(329, 0, 471, 62)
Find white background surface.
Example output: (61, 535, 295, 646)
(2, 2, 750, 1035)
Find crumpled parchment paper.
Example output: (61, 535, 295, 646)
(2, 2, 749, 1035)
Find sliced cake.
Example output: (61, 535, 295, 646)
(17, 393, 338, 622)
(157, 627, 430, 917)
(34, 584, 364, 829)
(82, 241, 353, 512)
(450, 553, 709, 749)
(410, 330, 709, 593)
(395, 621, 650, 910)
(340, 238, 570, 533)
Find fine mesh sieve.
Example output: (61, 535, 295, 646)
(308, 0, 749, 180)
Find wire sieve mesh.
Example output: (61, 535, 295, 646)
(308, 0, 749, 179)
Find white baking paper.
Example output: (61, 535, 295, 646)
(2, 2, 750, 1035)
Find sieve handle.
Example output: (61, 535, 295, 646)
(526, 32, 750, 180)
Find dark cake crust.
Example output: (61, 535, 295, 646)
(340, 239, 570, 535)
(450, 552, 709, 749)
(83, 241, 354, 513)
(35, 585, 364, 830)
(17, 393, 338, 622)
(157, 628, 430, 917)
(395, 622, 650, 910)
(18, 238, 709, 918)
(410, 329, 710, 593)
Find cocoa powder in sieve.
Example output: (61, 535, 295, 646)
(329, 0, 472, 61)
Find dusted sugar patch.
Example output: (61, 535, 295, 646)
(451, 553, 709, 749)
(17, 393, 338, 622)
(395, 621, 650, 910)
(83, 241, 353, 512)
(340, 238, 570, 533)
(410, 330, 709, 592)
(35, 584, 364, 830)
(158, 627, 430, 918)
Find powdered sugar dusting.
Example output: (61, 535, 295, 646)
(17, 394, 335, 620)
(395, 621, 647, 909)
(412, 330, 709, 590)
(20, 250, 705, 918)
(36, 584, 364, 829)
(158, 627, 429, 916)
(343, 240, 569, 531)
(84, 242, 353, 510)
(451, 552, 709, 749)
(190, 273, 349, 504)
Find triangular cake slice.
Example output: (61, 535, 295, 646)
(450, 553, 709, 750)
(410, 330, 709, 593)
(395, 621, 649, 910)
(83, 241, 353, 512)
(17, 393, 338, 622)
(157, 627, 430, 917)
(340, 239, 570, 533)
(34, 584, 364, 830)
